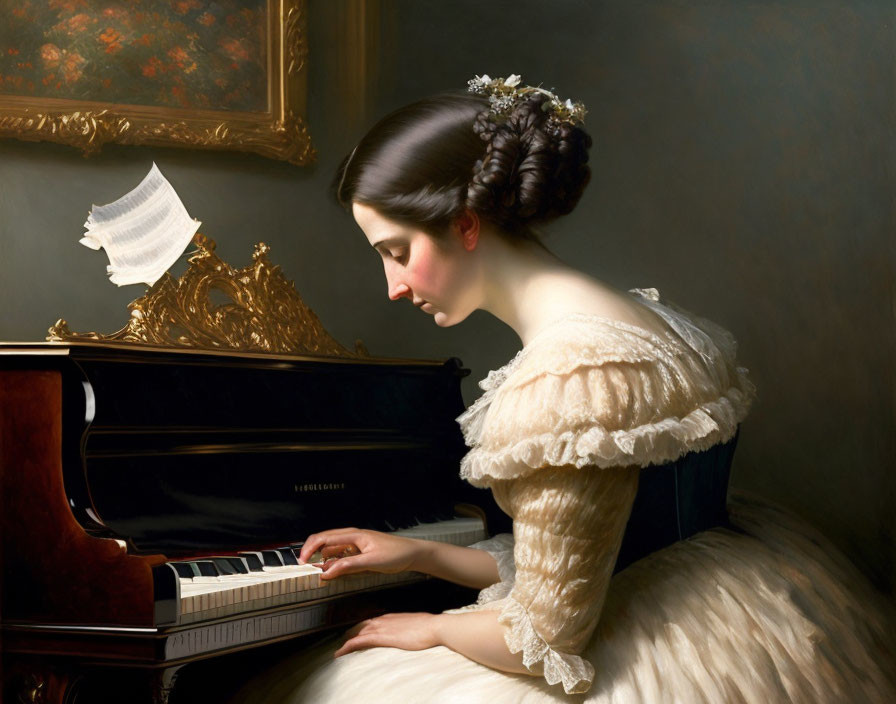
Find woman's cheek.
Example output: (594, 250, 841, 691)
(409, 245, 445, 297)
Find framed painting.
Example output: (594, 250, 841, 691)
(0, 0, 313, 165)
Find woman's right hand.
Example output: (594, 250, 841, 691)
(297, 527, 424, 581)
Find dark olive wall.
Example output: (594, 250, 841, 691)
(1, 1, 893, 592)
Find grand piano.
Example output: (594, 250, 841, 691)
(0, 238, 503, 703)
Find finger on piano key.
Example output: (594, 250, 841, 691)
(321, 543, 360, 561)
(297, 530, 365, 564)
(317, 553, 378, 581)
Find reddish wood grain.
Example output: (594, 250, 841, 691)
(0, 370, 162, 627)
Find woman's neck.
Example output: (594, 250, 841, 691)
(476, 233, 606, 346)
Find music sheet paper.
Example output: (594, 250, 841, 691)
(80, 162, 201, 286)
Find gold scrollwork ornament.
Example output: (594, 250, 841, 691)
(48, 234, 359, 358)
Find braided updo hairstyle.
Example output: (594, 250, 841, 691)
(332, 90, 592, 245)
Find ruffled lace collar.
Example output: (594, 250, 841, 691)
(455, 288, 693, 444)
(455, 287, 756, 482)
(473, 287, 683, 396)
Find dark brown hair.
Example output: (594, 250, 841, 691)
(331, 89, 592, 244)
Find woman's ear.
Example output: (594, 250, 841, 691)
(454, 209, 480, 252)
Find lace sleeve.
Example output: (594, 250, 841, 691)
(488, 464, 638, 695)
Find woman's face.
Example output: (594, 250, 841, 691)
(352, 202, 481, 327)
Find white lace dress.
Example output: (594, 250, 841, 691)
(227, 289, 895, 704)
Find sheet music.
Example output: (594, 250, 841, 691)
(80, 162, 201, 286)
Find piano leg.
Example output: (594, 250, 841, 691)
(149, 666, 183, 704)
(3, 658, 187, 704)
(3, 658, 82, 704)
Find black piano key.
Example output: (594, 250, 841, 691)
(194, 560, 220, 577)
(211, 558, 238, 575)
(170, 562, 195, 580)
(225, 556, 249, 574)
(261, 550, 284, 567)
(239, 553, 264, 572)
(276, 548, 298, 566)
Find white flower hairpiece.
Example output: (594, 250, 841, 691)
(466, 73, 587, 134)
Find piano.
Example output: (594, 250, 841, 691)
(0, 237, 506, 703)
(0, 340, 503, 703)
(0, 344, 505, 702)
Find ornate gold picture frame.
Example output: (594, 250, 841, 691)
(0, 0, 313, 165)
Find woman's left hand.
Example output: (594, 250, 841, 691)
(333, 612, 442, 657)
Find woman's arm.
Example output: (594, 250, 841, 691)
(434, 610, 531, 674)
(334, 609, 532, 677)
(412, 539, 501, 590)
(297, 528, 501, 591)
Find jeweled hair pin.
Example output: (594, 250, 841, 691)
(466, 73, 587, 133)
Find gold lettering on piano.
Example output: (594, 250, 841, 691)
(49, 234, 364, 357)
(294, 482, 346, 493)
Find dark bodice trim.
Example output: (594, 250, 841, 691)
(613, 428, 740, 574)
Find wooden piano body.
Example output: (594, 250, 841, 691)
(0, 343, 499, 703)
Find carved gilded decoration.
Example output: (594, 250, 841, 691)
(0, 1, 314, 165)
(48, 234, 356, 358)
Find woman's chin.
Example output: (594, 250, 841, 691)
(432, 309, 469, 327)
(432, 310, 461, 327)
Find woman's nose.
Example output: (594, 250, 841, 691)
(388, 281, 412, 301)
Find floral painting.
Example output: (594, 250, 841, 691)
(0, 0, 312, 164)
(0, 0, 268, 113)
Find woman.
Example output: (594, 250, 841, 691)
(230, 75, 895, 703)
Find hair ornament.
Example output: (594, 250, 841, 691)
(466, 73, 587, 135)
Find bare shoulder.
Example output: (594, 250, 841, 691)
(550, 273, 671, 337)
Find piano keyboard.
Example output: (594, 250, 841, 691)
(167, 516, 487, 625)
